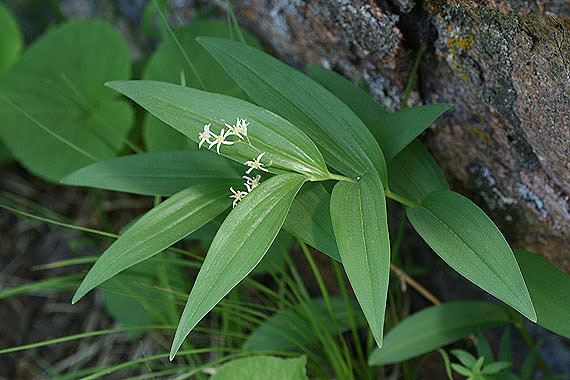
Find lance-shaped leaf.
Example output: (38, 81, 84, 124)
(388, 140, 449, 204)
(244, 296, 365, 352)
(330, 174, 390, 347)
(62, 150, 242, 196)
(369, 301, 510, 365)
(142, 19, 261, 152)
(0, 20, 133, 182)
(198, 37, 387, 183)
(515, 249, 570, 339)
(407, 191, 536, 321)
(211, 356, 308, 380)
(72, 182, 231, 303)
(284, 183, 340, 261)
(108, 80, 329, 180)
(170, 173, 306, 359)
(307, 65, 452, 161)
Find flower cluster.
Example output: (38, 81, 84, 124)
(198, 118, 249, 155)
(197, 117, 269, 208)
(230, 153, 268, 208)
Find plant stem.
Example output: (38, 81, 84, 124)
(327, 173, 357, 183)
(385, 190, 418, 208)
(390, 263, 441, 305)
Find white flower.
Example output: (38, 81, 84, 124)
(229, 187, 248, 208)
(243, 175, 261, 192)
(209, 128, 235, 154)
(226, 117, 249, 140)
(244, 152, 269, 174)
(198, 123, 215, 149)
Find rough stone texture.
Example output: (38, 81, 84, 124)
(231, 0, 570, 272)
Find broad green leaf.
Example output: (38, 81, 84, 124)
(244, 296, 365, 352)
(406, 191, 536, 321)
(211, 356, 308, 380)
(62, 150, 241, 196)
(0, 3, 22, 75)
(283, 183, 340, 261)
(330, 174, 390, 347)
(142, 19, 261, 151)
(72, 182, 231, 303)
(307, 65, 452, 161)
(369, 301, 510, 365)
(388, 140, 448, 204)
(170, 173, 306, 359)
(108, 80, 330, 180)
(515, 249, 570, 338)
(198, 37, 388, 183)
(0, 20, 133, 182)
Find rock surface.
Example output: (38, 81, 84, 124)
(231, 0, 570, 272)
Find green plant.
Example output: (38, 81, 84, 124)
(439, 329, 566, 380)
(0, 2, 569, 378)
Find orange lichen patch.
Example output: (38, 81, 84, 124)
(468, 124, 492, 145)
(448, 35, 475, 54)
(244, 8, 254, 19)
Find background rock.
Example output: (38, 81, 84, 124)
(231, 0, 570, 272)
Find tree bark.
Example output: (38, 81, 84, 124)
(231, 0, 570, 272)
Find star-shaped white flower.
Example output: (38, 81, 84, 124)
(226, 117, 249, 140)
(229, 187, 248, 208)
(244, 152, 269, 174)
(243, 174, 261, 192)
(209, 128, 235, 154)
(198, 123, 215, 149)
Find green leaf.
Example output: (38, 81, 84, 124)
(388, 140, 449, 204)
(406, 191, 536, 321)
(211, 356, 308, 380)
(142, 19, 260, 152)
(451, 363, 472, 377)
(198, 37, 388, 183)
(283, 183, 340, 261)
(306, 65, 452, 161)
(481, 361, 511, 375)
(72, 182, 231, 303)
(330, 174, 390, 347)
(62, 150, 242, 196)
(451, 349, 478, 368)
(438, 350, 454, 380)
(244, 296, 365, 351)
(0, 20, 133, 182)
(498, 327, 512, 362)
(0, 3, 22, 75)
(170, 173, 306, 359)
(476, 332, 494, 363)
(0, 139, 11, 166)
(521, 346, 539, 380)
(515, 249, 570, 338)
(107, 80, 329, 180)
(368, 301, 510, 365)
